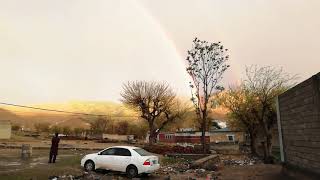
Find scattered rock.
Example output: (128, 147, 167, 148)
(48, 176, 59, 180)
(221, 155, 262, 166)
(191, 154, 219, 170)
(210, 150, 217, 154)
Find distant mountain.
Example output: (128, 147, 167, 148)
(0, 101, 138, 130)
(0, 108, 22, 125)
(0, 100, 229, 131)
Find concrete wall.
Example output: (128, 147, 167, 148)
(102, 134, 129, 141)
(211, 144, 241, 154)
(278, 73, 320, 175)
(210, 131, 245, 143)
(0, 120, 11, 139)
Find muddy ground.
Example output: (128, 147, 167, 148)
(0, 148, 293, 180)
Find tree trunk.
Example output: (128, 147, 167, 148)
(249, 130, 258, 155)
(254, 108, 274, 163)
(264, 133, 273, 163)
(201, 110, 207, 154)
(201, 122, 206, 153)
(148, 122, 157, 145)
(148, 133, 157, 145)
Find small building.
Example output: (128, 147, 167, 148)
(210, 127, 245, 143)
(150, 130, 210, 144)
(0, 120, 11, 139)
(175, 131, 210, 144)
(158, 132, 176, 143)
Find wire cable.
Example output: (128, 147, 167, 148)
(0, 102, 139, 118)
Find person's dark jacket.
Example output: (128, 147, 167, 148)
(50, 136, 60, 155)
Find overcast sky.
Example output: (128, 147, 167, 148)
(0, 0, 319, 104)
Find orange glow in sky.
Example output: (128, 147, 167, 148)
(0, 0, 319, 103)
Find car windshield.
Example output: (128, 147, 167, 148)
(133, 148, 153, 156)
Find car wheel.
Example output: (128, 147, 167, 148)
(84, 160, 95, 172)
(141, 173, 150, 177)
(126, 165, 138, 178)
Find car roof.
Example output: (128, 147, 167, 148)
(109, 146, 141, 150)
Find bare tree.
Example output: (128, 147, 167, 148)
(34, 122, 50, 133)
(157, 99, 190, 132)
(121, 81, 183, 145)
(115, 121, 129, 135)
(73, 127, 85, 136)
(186, 38, 229, 152)
(62, 126, 72, 136)
(216, 86, 260, 155)
(244, 65, 296, 163)
(89, 116, 109, 134)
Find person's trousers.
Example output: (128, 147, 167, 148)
(49, 153, 57, 163)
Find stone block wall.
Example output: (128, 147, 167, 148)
(278, 73, 320, 175)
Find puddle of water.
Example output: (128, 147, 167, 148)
(2, 162, 22, 166)
(30, 162, 46, 165)
(32, 157, 47, 162)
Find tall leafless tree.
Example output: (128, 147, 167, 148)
(244, 65, 296, 163)
(186, 38, 229, 152)
(121, 81, 184, 145)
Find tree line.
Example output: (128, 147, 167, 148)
(120, 38, 296, 164)
(216, 65, 296, 163)
(12, 38, 296, 164)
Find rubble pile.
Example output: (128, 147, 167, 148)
(48, 154, 262, 180)
(48, 171, 126, 180)
(157, 161, 191, 174)
(144, 144, 210, 155)
(221, 155, 262, 166)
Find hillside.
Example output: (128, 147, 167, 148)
(0, 101, 138, 130)
(0, 100, 230, 132)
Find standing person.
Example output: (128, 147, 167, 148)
(49, 133, 60, 163)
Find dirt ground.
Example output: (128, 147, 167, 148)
(0, 147, 294, 180)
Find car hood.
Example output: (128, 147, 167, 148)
(83, 153, 98, 159)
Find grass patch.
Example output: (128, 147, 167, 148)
(160, 156, 186, 166)
(0, 150, 86, 180)
(1, 156, 83, 180)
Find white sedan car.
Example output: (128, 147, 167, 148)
(81, 146, 160, 178)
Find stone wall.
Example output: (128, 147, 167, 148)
(278, 73, 320, 175)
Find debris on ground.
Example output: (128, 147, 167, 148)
(220, 155, 262, 166)
(48, 171, 127, 180)
(47, 154, 263, 180)
(191, 154, 219, 170)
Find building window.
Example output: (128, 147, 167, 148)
(165, 134, 173, 139)
(227, 135, 235, 142)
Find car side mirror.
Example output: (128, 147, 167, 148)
(98, 152, 102, 155)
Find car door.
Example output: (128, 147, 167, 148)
(113, 148, 132, 172)
(96, 148, 117, 170)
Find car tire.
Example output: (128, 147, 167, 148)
(141, 173, 150, 177)
(126, 165, 138, 178)
(84, 160, 95, 172)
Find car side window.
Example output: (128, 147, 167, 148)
(115, 148, 131, 156)
(100, 148, 116, 155)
